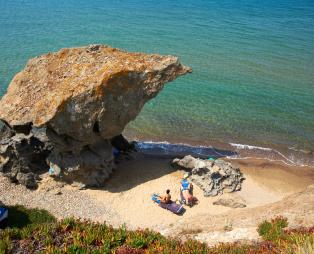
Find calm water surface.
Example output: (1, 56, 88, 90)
(0, 0, 314, 165)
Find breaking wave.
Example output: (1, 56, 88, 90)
(135, 140, 314, 167)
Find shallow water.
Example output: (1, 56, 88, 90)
(0, 0, 313, 165)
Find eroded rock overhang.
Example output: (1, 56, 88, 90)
(0, 45, 192, 188)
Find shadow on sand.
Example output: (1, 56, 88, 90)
(99, 153, 177, 193)
(100, 142, 238, 193)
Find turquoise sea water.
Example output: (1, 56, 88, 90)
(0, 0, 314, 165)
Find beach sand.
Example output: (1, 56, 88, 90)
(82, 152, 314, 244)
(1, 152, 313, 245)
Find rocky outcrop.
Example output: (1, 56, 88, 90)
(0, 122, 51, 188)
(172, 155, 244, 196)
(0, 45, 191, 188)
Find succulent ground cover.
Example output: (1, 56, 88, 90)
(0, 206, 313, 254)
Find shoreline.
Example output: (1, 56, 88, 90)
(126, 134, 314, 168)
(1, 150, 313, 245)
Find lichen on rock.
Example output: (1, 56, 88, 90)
(0, 44, 191, 188)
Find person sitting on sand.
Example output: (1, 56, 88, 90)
(158, 189, 172, 204)
(180, 173, 198, 206)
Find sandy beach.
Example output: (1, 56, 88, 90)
(1, 151, 313, 245)
(0, 1, 313, 252)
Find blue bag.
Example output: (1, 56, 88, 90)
(0, 207, 8, 221)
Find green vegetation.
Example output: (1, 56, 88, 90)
(257, 216, 314, 254)
(0, 207, 313, 254)
(257, 216, 288, 242)
(6, 205, 56, 229)
(0, 206, 56, 254)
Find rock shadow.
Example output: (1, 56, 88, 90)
(99, 153, 177, 193)
(4, 205, 56, 229)
(101, 143, 238, 193)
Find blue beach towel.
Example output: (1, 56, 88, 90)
(151, 193, 161, 204)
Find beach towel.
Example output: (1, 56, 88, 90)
(151, 194, 183, 214)
(159, 202, 184, 214)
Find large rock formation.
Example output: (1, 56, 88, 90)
(0, 45, 191, 188)
(172, 155, 244, 196)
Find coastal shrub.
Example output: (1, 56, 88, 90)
(1, 206, 51, 252)
(112, 224, 127, 247)
(1, 206, 313, 254)
(60, 217, 77, 231)
(115, 246, 144, 254)
(294, 239, 314, 254)
(129, 234, 147, 249)
(0, 233, 11, 254)
(257, 216, 288, 242)
(281, 227, 314, 254)
(126, 229, 161, 249)
(67, 245, 88, 254)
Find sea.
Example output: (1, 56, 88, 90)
(0, 0, 313, 166)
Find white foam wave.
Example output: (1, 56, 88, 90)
(134, 140, 313, 168)
(229, 142, 312, 166)
(135, 140, 228, 157)
(229, 143, 272, 151)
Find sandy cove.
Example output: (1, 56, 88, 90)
(1, 152, 313, 245)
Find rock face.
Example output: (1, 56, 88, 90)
(0, 45, 191, 188)
(172, 155, 244, 196)
(0, 122, 51, 188)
